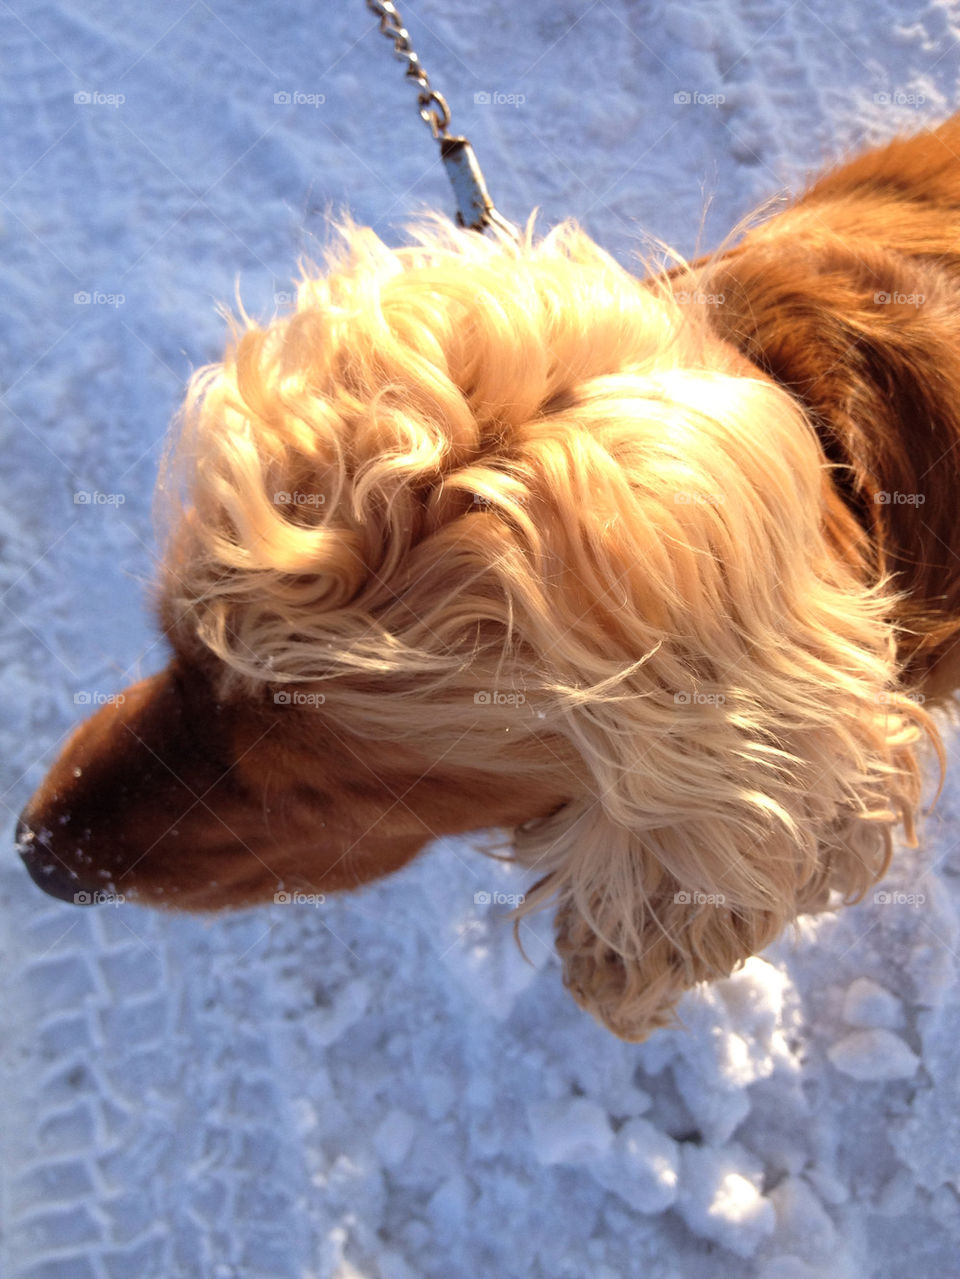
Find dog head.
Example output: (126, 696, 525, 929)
(18, 215, 937, 1037)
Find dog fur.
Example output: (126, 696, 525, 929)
(20, 114, 960, 1040)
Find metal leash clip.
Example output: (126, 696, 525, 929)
(439, 136, 518, 236)
(365, 0, 519, 237)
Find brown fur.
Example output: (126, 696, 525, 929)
(702, 115, 960, 697)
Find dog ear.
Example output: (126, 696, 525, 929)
(508, 364, 939, 1041)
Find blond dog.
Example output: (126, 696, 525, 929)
(22, 115, 960, 1040)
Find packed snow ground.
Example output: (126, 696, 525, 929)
(2, 1, 960, 1275)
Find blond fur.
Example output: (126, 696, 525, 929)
(158, 213, 938, 1040)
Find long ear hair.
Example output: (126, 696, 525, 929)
(510, 364, 940, 1039)
(156, 212, 940, 1041)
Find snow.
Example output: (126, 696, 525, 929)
(527, 1097, 614, 1165)
(827, 1029, 921, 1082)
(768, 1176, 838, 1261)
(676, 1143, 776, 1258)
(841, 977, 905, 1029)
(586, 1118, 680, 1214)
(372, 1110, 417, 1168)
(3, 0, 960, 1276)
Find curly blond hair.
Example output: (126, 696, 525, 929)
(158, 213, 938, 1039)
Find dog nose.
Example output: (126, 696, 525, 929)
(15, 815, 100, 905)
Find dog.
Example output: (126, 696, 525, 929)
(18, 113, 960, 1041)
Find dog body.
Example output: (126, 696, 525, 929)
(703, 116, 960, 700)
(19, 115, 960, 1039)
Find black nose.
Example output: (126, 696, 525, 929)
(16, 815, 100, 905)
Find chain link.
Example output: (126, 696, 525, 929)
(365, 0, 451, 138)
(363, 0, 518, 237)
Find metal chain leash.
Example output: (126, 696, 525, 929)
(364, 0, 518, 236)
(365, 0, 452, 138)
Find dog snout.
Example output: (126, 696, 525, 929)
(13, 661, 290, 910)
(15, 814, 103, 905)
